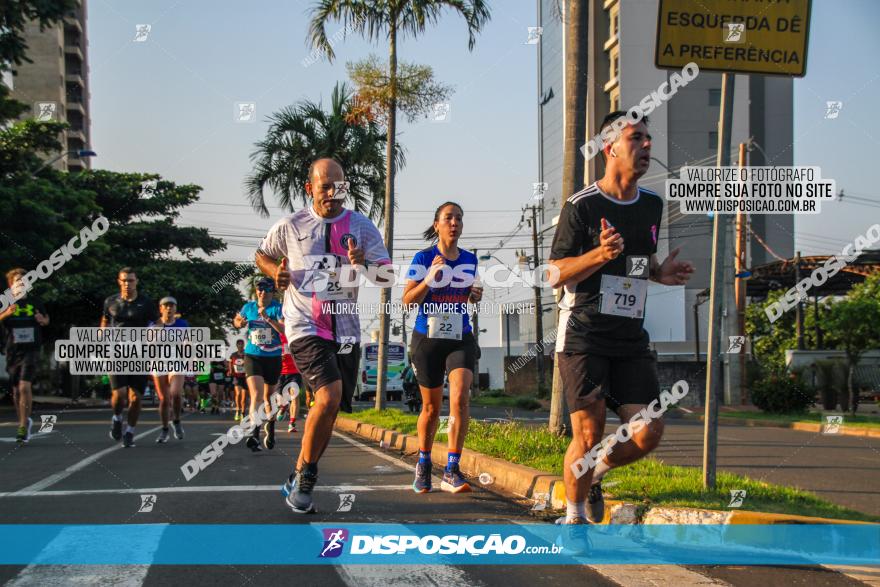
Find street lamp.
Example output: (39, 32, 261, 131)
(31, 149, 96, 177)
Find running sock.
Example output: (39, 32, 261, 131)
(124, 424, 135, 435)
(112, 414, 123, 423)
(566, 499, 587, 522)
(592, 459, 611, 484)
(418, 450, 431, 465)
(446, 451, 461, 472)
(172, 419, 180, 426)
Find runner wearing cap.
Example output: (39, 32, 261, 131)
(403, 202, 482, 494)
(232, 276, 284, 452)
(101, 267, 158, 448)
(0, 268, 50, 443)
(256, 157, 391, 514)
(148, 296, 186, 443)
(228, 339, 248, 421)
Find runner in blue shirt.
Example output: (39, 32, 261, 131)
(403, 202, 483, 495)
(233, 277, 284, 452)
(148, 296, 188, 443)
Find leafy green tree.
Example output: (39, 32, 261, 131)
(346, 55, 452, 126)
(1, 169, 250, 341)
(244, 83, 402, 220)
(307, 0, 490, 408)
(825, 296, 880, 414)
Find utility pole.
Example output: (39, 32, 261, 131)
(472, 249, 480, 395)
(527, 205, 545, 396)
(734, 143, 748, 404)
(795, 251, 805, 350)
(703, 72, 735, 490)
(725, 143, 746, 405)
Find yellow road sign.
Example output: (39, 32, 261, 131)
(655, 0, 811, 76)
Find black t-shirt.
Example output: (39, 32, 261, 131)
(549, 182, 663, 355)
(102, 294, 158, 328)
(3, 298, 47, 355)
(210, 361, 227, 382)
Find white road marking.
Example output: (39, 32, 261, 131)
(824, 565, 880, 586)
(334, 522, 483, 586)
(0, 432, 51, 443)
(587, 565, 731, 586)
(332, 431, 443, 484)
(13, 424, 163, 494)
(337, 564, 483, 587)
(5, 524, 167, 586)
(0, 484, 413, 498)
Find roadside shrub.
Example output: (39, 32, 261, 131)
(514, 395, 541, 411)
(750, 370, 815, 414)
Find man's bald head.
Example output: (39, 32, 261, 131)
(305, 158, 346, 218)
(308, 158, 344, 183)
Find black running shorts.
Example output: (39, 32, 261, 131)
(7, 350, 38, 386)
(557, 351, 660, 414)
(288, 336, 359, 413)
(409, 331, 477, 389)
(277, 373, 303, 399)
(108, 374, 148, 394)
(244, 354, 282, 386)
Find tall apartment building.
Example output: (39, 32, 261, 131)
(536, 0, 795, 354)
(8, 0, 91, 171)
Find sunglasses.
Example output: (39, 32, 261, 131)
(257, 285, 275, 292)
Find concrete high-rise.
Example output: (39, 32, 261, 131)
(8, 0, 91, 172)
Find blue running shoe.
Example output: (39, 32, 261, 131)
(413, 462, 432, 493)
(282, 469, 317, 514)
(440, 466, 471, 493)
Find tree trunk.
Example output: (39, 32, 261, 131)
(549, 0, 588, 436)
(375, 25, 398, 411)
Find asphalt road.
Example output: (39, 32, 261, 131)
(0, 405, 874, 586)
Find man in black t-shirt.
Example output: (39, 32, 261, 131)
(101, 267, 158, 447)
(0, 268, 50, 443)
(548, 112, 694, 524)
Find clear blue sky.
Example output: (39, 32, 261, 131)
(87, 0, 879, 345)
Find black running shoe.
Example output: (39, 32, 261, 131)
(123, 431, 135, 448)
(110, 418, 123, 441)
(587, 481, 605, 523)
(172, 420, 184, 440)
(262, 421, 275, 450)
(246, 435, 262, 452)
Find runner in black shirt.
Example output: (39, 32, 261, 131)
(101, 267, 158, 447)
(548, 112, 694, 524)
(0, 268, 50, 443)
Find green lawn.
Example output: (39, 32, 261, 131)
(470, 393, 542, 410)
(717, 410, 880, 430)
(344, 409, 878, 522)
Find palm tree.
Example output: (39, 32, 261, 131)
(244, 82, 403, 219)
(307, 0, 490, 409)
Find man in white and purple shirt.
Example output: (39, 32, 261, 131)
(256, 157, 391, 514)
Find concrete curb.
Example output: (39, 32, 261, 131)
(336, 415, 871, 525)
(684, 414, 880, 438)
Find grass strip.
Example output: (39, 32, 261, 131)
(344, 408, 878, 522)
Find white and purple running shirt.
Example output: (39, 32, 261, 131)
(258, 206, 391, 345)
